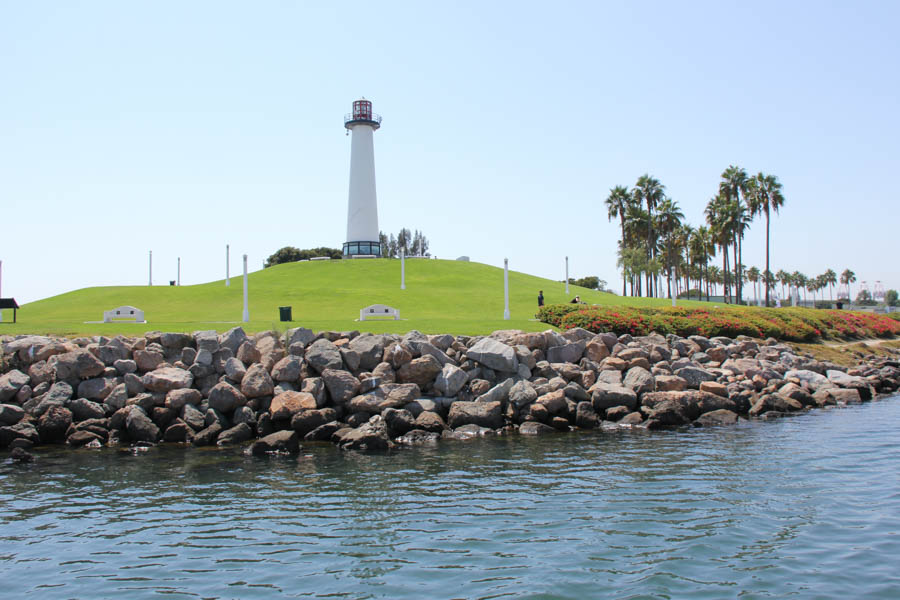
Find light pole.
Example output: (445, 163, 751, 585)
(149, 251, 152, 286)
(401, 248, 406, 290)
(242, 254, 249, 323)
(177, 257, 181, 286)
(226, 244, 230, 287)
(503, 258, 510, 320)
(565, 256, 569, 295)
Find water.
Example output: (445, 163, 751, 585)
(2, 399, 899, 600)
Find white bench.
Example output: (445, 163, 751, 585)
(359, 304, 399, 321)
(103, 305, 146, 323)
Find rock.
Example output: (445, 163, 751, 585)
(191, 422, 223, 446)
(163, 419, 194, 442)
(321, 369, 361, 405)
(1, 421, 40, 447)
(508, 379, 538, 409)
(749, 394, 803, 416)
(591, 384, 638, 412)
(291, 408, 337, 436)
(165, 388, 202, 411)
(547, 341, 586, 364)
(285, 327, 316, 351)
(536, 389, 567, 415)
(339, 415, 391, 452)
(247, 430, 300, 455)
(623, 366, 655, 394)
(444, 424, 494, 440)
(0, 403, 25, 425)
(142, 367, 193, 393)
(434, 363, 468, 397)
(699, 381, 728, 398)
(181, 404, 206, 431)
(519, 421, 556, 435)
(38, 405, 73, 442)
(76, 377, 116, 401)
(217, 422, 253, 445)
(784, 369, 830, 391)
(447, 400, 503, 429)
(477, 378, 515, 405)
(584, 341, 610, 362)
(397, 355, 443, 390)
(51, 350, 105, 381)
(826, 369, 866, 388)
(69, 398, 107, 421)
(10, 447, 35, 462)
(66, 430, 101, 446)
(674, 366, 717, 388)
(575, 401, 599, 429)
(466, 338, 518, 373)
(396, 429, 441, 445)
(305, 339, 344, 373)
(218, 326, 248, 355)
(303, 421, 344, 442)
(349, 335, 387, 371)
(415, 411, 447, 433)
(694, 409, 739, 427)
(236, 340, 261, 365)
(655, 374, 687, 391)
(0, 370, 30, 402)
(828, 388, 862, 404)
(207, 382, 247, 413)
(644, 399, 693, 429)
(224, 357, 247, 383)
(271, 356, 303, 382)
(240, 363, 275, 398)
(383, 408, 417, 437)
(270, 391, 314, 420)
(126, 408, 160, 442)
(134, 349, 164, 372)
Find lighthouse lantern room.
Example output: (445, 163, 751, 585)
(343, 98, 383, 258)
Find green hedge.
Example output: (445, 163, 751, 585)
(536, 304, 900, 342)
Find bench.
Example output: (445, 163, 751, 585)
(103, 305, 146, 323)
(359, 304, 399, 321)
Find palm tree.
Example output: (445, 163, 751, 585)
(633, 174, 666, 298)
(746, 173, 785, 307)
(823, 269, 837, 301)
(775, 269, 789, 300)
(747, 266, 761, 305)
(719, 166, 750, 302)
(840, 269, 856, 301)
(655, 198, 685, 299)
(795, 273, 809, 305)
(705, 194, 735, 303)
(605, 186, 630, 296)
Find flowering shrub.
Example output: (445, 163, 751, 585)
(538, 304, 900, 341)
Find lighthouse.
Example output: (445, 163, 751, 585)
(343, 98, 382, 257)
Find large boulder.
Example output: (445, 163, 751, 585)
(219, 326, 249, 355)
(623, 366, 655, 395)
(785, 369, 830, 391)
(305, 339, 343, 373)
(270, 391, 317, 420)
(396, 355, 442, 390)
(271, 356, 303, 382)
(349, 335, 387, 371)
(142, 367, 193, 393)
(240, 363, 275, 398)
(247, 430, 300, 455)
(546, 341, 586, 365)
(339, 415, 390, 452)
(38, 405, 73, 442)
(0, 403, 25, 425)
(207, 382, 247, 413)
(0, 370, 30, 402)
(519, 421, 556, 435)
(217, 423, 254, 446)
(51, 350, 105, 381)
(134, 349, 164, 372)
(447, 400, 504, 429)
(433, 363, 468, 397)
(320, 368, 361, 405)
(466, 338, 518, 373)
(694, 409, 739, 427)
(674, 366, 717, 388)
(77, 377, 117, 401)
(590, 384, 638, 412)
(291, 408, 337, 436)
(126, 407, 160, 442)
(69, 398, 107, 421)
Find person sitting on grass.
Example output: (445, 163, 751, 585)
(569, 295, 581, 304)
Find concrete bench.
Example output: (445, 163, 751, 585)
(103, 305, 146, 323)
(359, 304, 399, 321)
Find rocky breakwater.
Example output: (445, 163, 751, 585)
(2, 327, 899, 456)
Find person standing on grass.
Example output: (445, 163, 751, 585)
(538, 290, 544, 307)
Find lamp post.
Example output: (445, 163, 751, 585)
(401, 248, 406, 290)
(503, 258, 510, 320)
(565, 256, 569, 295)
(149, 251, 152, 286)
(242, 254, 249, 323)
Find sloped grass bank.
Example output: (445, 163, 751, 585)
(537, 304, 900, 342)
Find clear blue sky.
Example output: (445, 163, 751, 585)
(2, 1, 898, 304)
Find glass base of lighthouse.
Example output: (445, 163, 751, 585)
(342, 241, 382, 258)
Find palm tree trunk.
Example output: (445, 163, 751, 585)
(620, 220, 627, 296)
(765, 207, 771, 307)
(732, 233, 739, 304)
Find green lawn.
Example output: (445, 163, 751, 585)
(0, 259, 705, 337)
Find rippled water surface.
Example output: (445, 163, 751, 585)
(2, 398, 900, 599)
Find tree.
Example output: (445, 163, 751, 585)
(823, 269, 837, 301)
(605, 185, 631, 296)
(885, 289, 899, 307)
(747, 266, 761, 305)
(264, 246, 341, 267)
(570, 276, 600, 290)
(719, 165, 750, 303)
(746, 173, 785, 308)
(633, 174, 666, 298)
(655, 198, 684, 299)
(840, 269, 856, 301)
(776, 269, 789, 300)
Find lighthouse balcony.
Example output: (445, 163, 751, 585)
(343, 241, 382, 258)
(344, 113, 382, 129)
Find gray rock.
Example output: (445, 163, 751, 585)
(191, 422, 223, 446)
(142, 367, 193, 393)
(165, 388, 202, 411)
(37, 405, 73, 442)
(219, 326, 248, 355)
(508, 379, 538, 408)
(181, 404, 206, 430)
(0, 403, 25, 425)
(126, 408, 160, 442)
(271, 356, 303, 382)
(77, 377, 117, 401)
(339, 415, 390, 452)
(284, 327, 316, 351)
(519, 421, 556, 435)
(291, 408, 338, 436)
(0, 370, 30, 402)
(69, 398, 107, 421)
(207, 382, 247, 413)
(826, 369, 866, 388)
(216, 422, 254, 445)
(674, 366, 717, 388)
(591, 384, 638, 412)
(433, 363, 469, 397)
(247, 430, 300, 455)
(194, 330, 220, 353)
(546, 341, 586, 364)
(134, 349, 165, 372)
(163, 419, 194, 442)
(306, 338, 343, 373)
(349, 335, 387, 371)
(224, 357, 247, 383)
(466, 338, 518, 373)
(623, 367, 655, 395)
(447, 400, 503, 429)
(240, 363, 275, 398)
(575, 401, 599, 429)
(113, 359, 137, 375)
(321, 368, 361, 405)
(383, 407, 417, 437)
(477, 378, 515, 405)
(694, 409, 739, 427)
(396, 355, 443, 390)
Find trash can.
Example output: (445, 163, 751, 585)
(279, 306, 292, 322)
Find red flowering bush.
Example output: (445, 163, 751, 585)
(539, 303, 900, 342)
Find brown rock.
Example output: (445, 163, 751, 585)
(396, 355, 442, 391)
(699, 381, 728, 398)
(270, 391, 317, 420)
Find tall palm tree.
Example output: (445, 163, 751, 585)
(681, 224, 696, 299)
(720, 165, 749, 302)
(840, 269, 856, 301)
(775, 269, 789, 300)
(747, 266, 761, 305)
(605, 185, 630, 296)
(746, 173, 785, 307)
(655, 198, 685, 299)
(633, 174, 666, 298)
(705, 194, 734, 303)
(823, 269, 837, 301)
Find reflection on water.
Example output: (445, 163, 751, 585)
(2, 399, 899, 599)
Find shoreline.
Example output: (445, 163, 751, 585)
(2, 327, 899, 459)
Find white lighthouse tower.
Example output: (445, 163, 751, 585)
(343, 98, 382, 257)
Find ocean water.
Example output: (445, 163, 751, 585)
(1, 398, 899, 599)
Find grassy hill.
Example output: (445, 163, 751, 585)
(0, 259, 695, 336)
